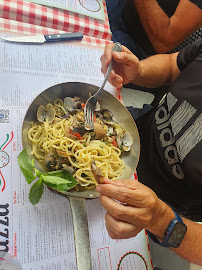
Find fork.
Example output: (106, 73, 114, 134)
(84, 42, 122, 130)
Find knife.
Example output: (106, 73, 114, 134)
(1, 32, 83, 44)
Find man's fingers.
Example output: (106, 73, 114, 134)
(100, 44, 113, 75)
(97, 182, 151, 208)
(100, 43, 135, 71)
(103, 43, 114, 65)
(105, 213, 139, 239)
(101, 178, 138, 188)
(102, 43, 130, 62)
(100, 43, 139, 88)
(105, 224, 117, 239)
(121, 45, 133, 54)
(100, 194, 146, 224)
(108, 71, 123, 88)
(112, 51, 139, 66)
(100, 179, 152, 196)
(100, 68, 123, 88)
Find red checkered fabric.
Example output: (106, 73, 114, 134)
(0, 17, 111, 47)
(0, 0, 112, 46)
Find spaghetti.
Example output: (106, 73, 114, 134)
(27, 96, 133, 189)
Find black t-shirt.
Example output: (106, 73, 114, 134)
(123, 0, 202, 56)
(135, 39, 202, 221)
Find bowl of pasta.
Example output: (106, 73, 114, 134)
(22, 81, 140, 270)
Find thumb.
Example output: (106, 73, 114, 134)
(112, 51, 139, 66)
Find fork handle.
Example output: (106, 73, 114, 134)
(107, 42, 122, 74)
(98, 42, 122, 95)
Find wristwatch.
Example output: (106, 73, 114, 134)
(147, 211, 187, 248)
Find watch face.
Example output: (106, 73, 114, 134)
(168, 222, 187, 247)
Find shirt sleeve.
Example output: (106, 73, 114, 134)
(177, 39, 202, 71)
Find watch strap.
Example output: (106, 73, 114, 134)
(160, 212, 182, 247)
(147, 211, 186, 248)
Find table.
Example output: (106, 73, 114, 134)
(0, 0, 112, 47)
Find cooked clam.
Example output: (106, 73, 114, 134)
(46, 103, 54, 110)
(60, 112, 70, 119)
(45, 152, 56, 170)
(91, 158, 105, 184)
(102, 118, 116, 125)
(116, 131, 133, 151)
(122, 145, 131, 152)
(55, 157, 70, 170)
(76, 110, 85, 123)
(106, 126, 115, 136)
(64, 97, 77, 112)
(95, 101, 101, 112)
(37, 105, 55, 123)
(122, 132, 133, 147)
(95, 112, 103, 120)
(117, 133, 123, 148)
(73, 96, 83, 109)
(102, 109, 114, 119)
(37, 105, 46, 122)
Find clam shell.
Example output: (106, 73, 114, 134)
(47, 107, 56, 123)
(122, 132, 133, 147)
(95, 101, 101, 111)
(37, 105, 55, 123)
(64, 97, 76, 112)
(102, 109, 114, 119)
(37, 105, 46, 122)
(122, 145, 131, 152)
(103, 119, 115, 125)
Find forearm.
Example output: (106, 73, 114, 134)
(133, 0, 171, 52)
(148, 202, 202, 265)
(132, 52, 180, 88)
(133, 0, 202, 53)
(173, 219, 202, 265)
(101, 44, 180, 89)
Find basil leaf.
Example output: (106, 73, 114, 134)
(34, 168, 44, 178)
(29, 177, 44, 205)
(47, 170, 75, 180)
(61, 171, 78, 184)
(41, 174, 78, 191)
(55, 171, 78, 189)
(17, 149, 36, 184)
(36, 169, 68, 179)
(46, 170, 64, 176)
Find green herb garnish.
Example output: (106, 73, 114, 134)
(17, 149, 78, 205)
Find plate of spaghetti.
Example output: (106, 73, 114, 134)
(22, 82, 140, 195)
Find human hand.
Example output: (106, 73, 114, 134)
(96, 178, 174, 239)
(100, 43, 141, 89)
